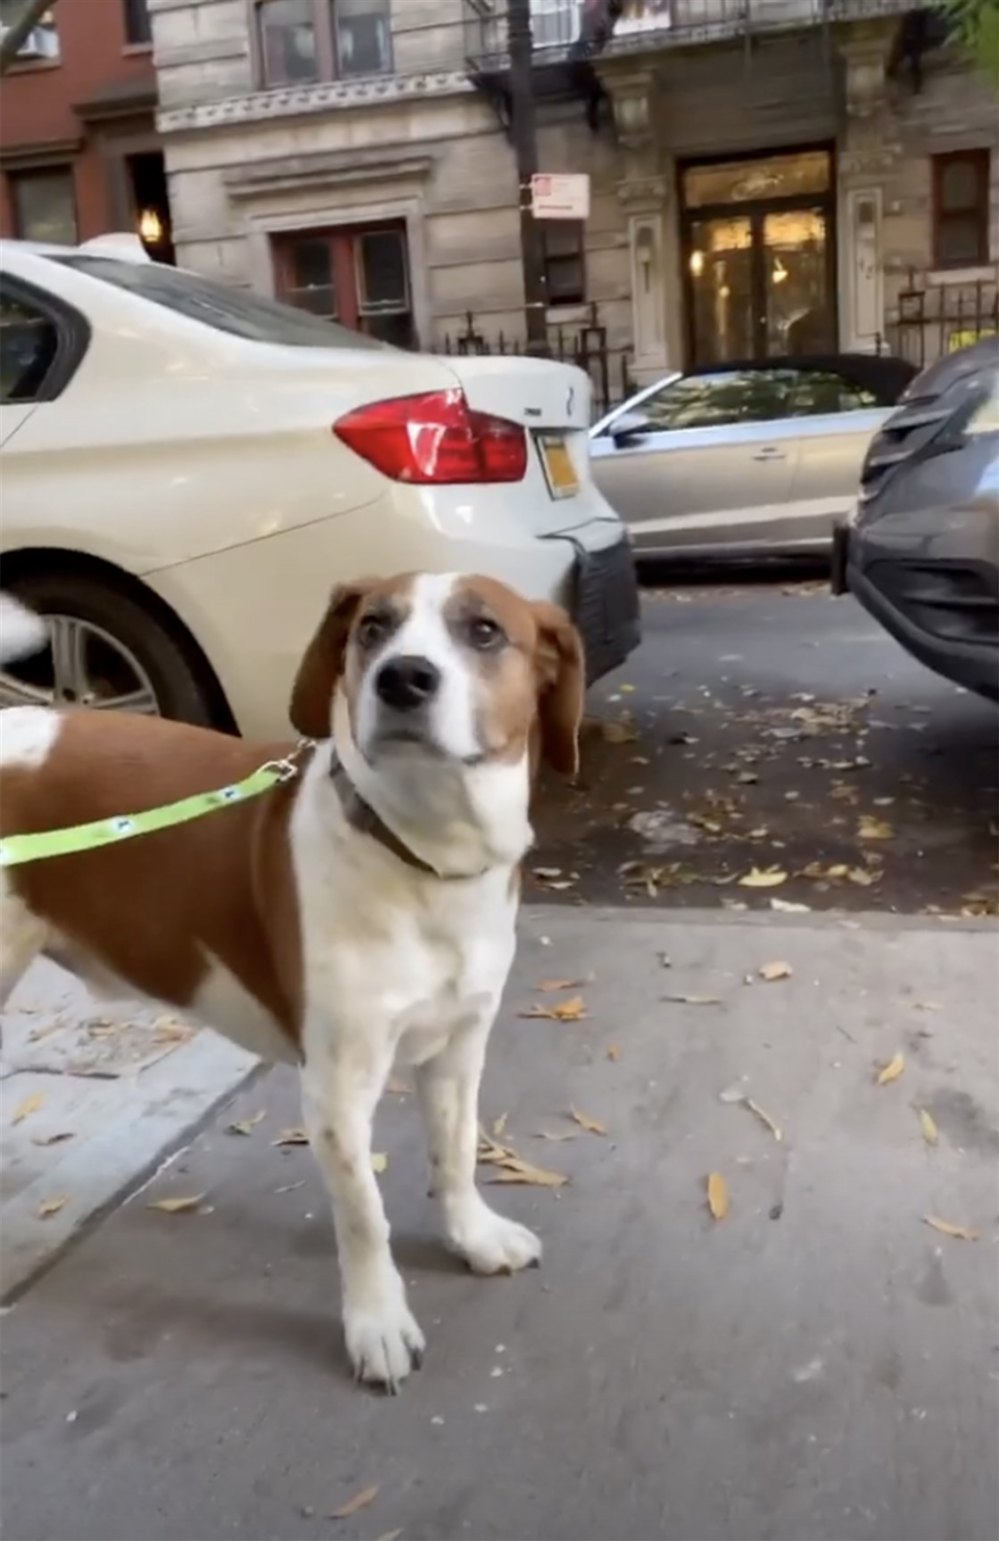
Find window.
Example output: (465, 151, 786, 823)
(933, 150, 990, 269)
(632, 369, 794, 432)
(788, 369, 880, 416)
(0, 294, 58, 403)
(123, 0, 153, 46)
(542, 222, 585, 307)
(56, 254, 384, 350)
(0, 0, 60, 61)
(8, 167, 77, 245)
(254, 0, 391, 87)
(274, 225, 414, 347)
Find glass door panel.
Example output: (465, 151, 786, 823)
(762, 207, 834, 357)
(688, 215, 754, 365)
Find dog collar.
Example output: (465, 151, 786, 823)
(329, 749, 482, 881)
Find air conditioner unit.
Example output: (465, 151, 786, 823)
(0, 24, 59, 59)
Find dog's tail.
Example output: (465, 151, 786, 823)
(0, 591, 48, 669)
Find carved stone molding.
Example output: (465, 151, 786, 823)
(839, 145, 902, 178)
(617, 174, 671, 210)
(158, 71, 472, 135)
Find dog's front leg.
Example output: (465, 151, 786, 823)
(417, 1013, 541, 1275)
(301, 1036, 424, 1391)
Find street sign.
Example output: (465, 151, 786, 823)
(530, 172, 590, 220)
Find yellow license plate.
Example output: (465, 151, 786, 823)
(538, 433, 579, 499)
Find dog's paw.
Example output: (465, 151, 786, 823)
(343, 1292, 426, 1393)
(448, 1203, 542, 1276)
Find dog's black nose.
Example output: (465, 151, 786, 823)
(376, 655, 441, 712)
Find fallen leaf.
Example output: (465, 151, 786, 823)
(707, 1172, 730, 1220)
(275, 1180, 305, 1194)
(519, 995, 587, 1022)
(606, 1043, 621, 1062)
(918, 1108, 939, 1147)
(738, 867, 788, 889)
(858, 815, 894, 841)
(914, 1001, 941, 1012)
(147, 1194, 206, 1214)
(330, 1484, 379, 1520)
(537, 977, 590, 992)
(875, 1052, 905, 1086)
(923, 1215, 979, 1241)
(491, 1111, 509, 1138)
(663, 993, 722, 1006)
(372, 1532, 402, 1541)
(227, 1111, 266, 1136)
(12, 1092, 45, 1125)
(770, 897, 811, 913)
(570, 1106, 606, 1136)
(600, 719, 638, 745)
(745, 1098, 783, 1142)
(488, 1160, 568, 1189)
(718, 1082, 748, 1104)
(273, 1128, 310, 1146)
(371, 1152, 388, 1174)
(533, 1128, 578, 1142)
(758, 961, 793, 982)
(31, 1131, 75, 1147)
(37, 1195, 68, 1219)
(846, 866, 879, 887)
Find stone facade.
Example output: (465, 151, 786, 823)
(151, 0, 998, 389)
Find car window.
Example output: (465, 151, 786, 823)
(636, 369, 794, 431)
(54, 255, 386, 351)
(789, 369, 880, 415)
(0, 294, 60, 404)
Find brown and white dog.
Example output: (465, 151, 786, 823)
(0, 574, 584, 1389)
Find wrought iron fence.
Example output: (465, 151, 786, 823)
(883, 267, 999, 369)
(432, 302, 635, 418)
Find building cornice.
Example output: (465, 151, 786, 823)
(158, 71, 473, 135)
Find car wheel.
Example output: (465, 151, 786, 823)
(0, 572, 218, 727)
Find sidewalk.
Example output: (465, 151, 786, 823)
(1, 907, 997, 1541)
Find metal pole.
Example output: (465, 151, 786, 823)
(507, 0, 549, 356)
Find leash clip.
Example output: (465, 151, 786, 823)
(262, 737, 315, 784)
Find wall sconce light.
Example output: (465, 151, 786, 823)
(138, 207, 164, 245)
(689, 249, 705, 278)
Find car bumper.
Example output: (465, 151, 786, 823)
(147, 504, 640, 737)
(836, 519, 999, 700)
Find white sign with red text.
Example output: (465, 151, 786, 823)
(530, 173, 591, 220)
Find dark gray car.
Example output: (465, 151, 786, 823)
(833, 339, 999, 700)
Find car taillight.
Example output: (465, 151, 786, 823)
(334, 389, 527, 484)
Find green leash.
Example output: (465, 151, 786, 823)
(0, 746, 310, 869)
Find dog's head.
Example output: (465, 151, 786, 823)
(289, 572, 584, 777)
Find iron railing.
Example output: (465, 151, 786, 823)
(432, 303, 635, 418)
(883, 268, 999, 369)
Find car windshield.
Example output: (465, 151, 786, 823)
(54, 255, 386, 351)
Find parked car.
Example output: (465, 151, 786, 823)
(589, 354, 916, 562)
(833, 338, 999, 701)
(0, 238, 639, 735)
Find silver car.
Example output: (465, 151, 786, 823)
(590, 355, 916, 562)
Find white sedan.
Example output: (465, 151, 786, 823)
(0, 238, 639, 737)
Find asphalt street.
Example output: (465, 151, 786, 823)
(533, 578, 999, 917)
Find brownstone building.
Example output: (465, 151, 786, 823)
(0, 0, 173, 257)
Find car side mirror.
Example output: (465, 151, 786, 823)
(610, 411, 652, 445)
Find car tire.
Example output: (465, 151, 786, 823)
(2, 570, 219, 728)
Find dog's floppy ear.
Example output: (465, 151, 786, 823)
(289, 580, 376, 737)
(532, 601, 585, 776)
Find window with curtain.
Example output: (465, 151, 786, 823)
(8, 167, 78, 246)
(933, 149, 991, 268)
(255, 0, 392, 86)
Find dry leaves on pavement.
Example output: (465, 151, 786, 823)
(744, 1098, 783, 1142)
(758, 961, 793, 982)
(918, 1108, 939, 1147)
(147, 1194, 206, 1214)
(537, 976, 592, 992)
(12, 1092, 45, 1125)
(273, 1127, 310, 1146)
(923, 1216, 979, 1241)
(37, 1195, 68, 1220)
(858, 815, 894, 842)
(330, 1485, 379, 1519)
(875, 1052, 905, 1086)
(606, 1043, 621, 1062)
(227, 1111, 266, 1136)
(370, 1153, 388, 1174)
(570, 1107, 606, 1136)
(707, 1173, 730, 1221)
(478, 1128, 568, 1188)
(519, 995, 587, 1022)
(663, 993, 722, 1006)
(738, 867, 788, 889)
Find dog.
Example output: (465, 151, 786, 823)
(0, 575, 584, 1389)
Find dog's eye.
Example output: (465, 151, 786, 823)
(467, 616, 504, 650)
(357, 613, 390, 648)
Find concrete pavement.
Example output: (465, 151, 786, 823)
(2, 906, 997, 1541)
